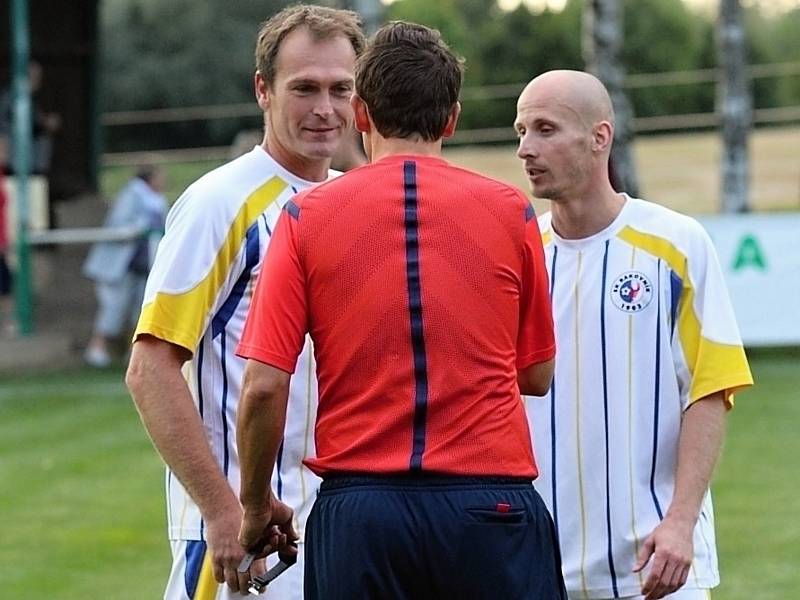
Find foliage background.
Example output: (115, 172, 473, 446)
(99, 0, 800, 152)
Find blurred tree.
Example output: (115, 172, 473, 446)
(99, 0, 800, 153)
(101, 0, 287, 151)
(769, 8, 800, 106)
(584, 0, 639, 196)
(623, 0, 715, 117)
(718, 0, 751, 213)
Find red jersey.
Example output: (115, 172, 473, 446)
(238, 155, 554, 478)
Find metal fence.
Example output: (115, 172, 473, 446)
(100, 61, 800, 166)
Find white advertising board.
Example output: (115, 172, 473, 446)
(697, 213, 800, 347)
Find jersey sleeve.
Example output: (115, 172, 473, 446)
(133, 187, 247, 354)
(237, 204, 307, 373)
(517, 203, 556, 369)
(674, 222, 753, 406)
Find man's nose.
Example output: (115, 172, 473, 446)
(313, 92, 334, 119)
(517, 133, 536, 160)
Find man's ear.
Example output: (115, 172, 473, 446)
(351, 94, 372, 133)
(442, 102, 461, 139)
(592, 120, 614, 153)
(255, 71, 270, 112)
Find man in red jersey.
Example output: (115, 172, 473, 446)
(235, 21, 565, 599)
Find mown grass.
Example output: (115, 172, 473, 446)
(0, 351, 796, 597)
(0, 367, 166, 598)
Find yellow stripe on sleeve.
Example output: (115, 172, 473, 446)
(194, 552, 218, 600)
(134, 177, 288, 352)
(616, 226, 752, 406)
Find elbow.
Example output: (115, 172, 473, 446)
(517, 358, 555, 397)
(519, 377, 552, 397)
(125, 351, 147, 402)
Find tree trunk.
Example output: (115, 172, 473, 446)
(583, 0, 639, 197)
(717, 0, 751, 213)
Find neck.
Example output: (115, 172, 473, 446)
(550, 181, 625, 240)
(367, 135, 444, 163)
(261, 137, 330, 183)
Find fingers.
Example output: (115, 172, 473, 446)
(236, 567, 251, 595)
(633, 535, 655, 572)
(640, 550, 666, 599)
(640, 549, 692, 599)
(212, 552, 246, 594)
(249, 556, 267, 580)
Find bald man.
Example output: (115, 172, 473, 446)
(515, 70, 753, 600)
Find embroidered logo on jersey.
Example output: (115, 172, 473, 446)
(611, 271, 653, 313)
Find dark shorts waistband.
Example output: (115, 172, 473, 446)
(319, 473, 533, 493)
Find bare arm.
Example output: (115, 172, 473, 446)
(634, 391, 727, 599)
(518, 358, 555, 396)
(125, 335, 259, 592)
(237, 360, 298, 556)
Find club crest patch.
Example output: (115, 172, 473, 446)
(611, 271, 653, 313)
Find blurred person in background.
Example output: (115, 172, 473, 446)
(516, 70, 753, 600)
(0, 60, 61, 175)
(83, 164, 168, 367)
(0, 134, 14, 337)
(125, 5, 364, 599)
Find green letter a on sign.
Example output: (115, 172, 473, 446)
(732, 235, 767, 272)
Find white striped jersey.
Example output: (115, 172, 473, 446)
(526, 196, 753, 599)
(134, 146, 333, 541)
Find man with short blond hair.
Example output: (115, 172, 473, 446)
(126, 6, 364, 599)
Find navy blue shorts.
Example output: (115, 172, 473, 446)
(305, 474, 567, 600)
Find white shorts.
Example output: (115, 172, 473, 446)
(574, 589, 712, 600)
(164, 539, 305, 600)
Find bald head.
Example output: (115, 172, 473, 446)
(515, 70, 617, 203)
(518, 70, 614, 130)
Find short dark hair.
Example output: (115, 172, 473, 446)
(135, 164, 161, 184)
(255, 5, 365, 87)
(355, 21, 464, 142)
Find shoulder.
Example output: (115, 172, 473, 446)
(619, 197, 716, 269)
(169, 150, 291, 224)
(624, 197, 710, 244)
(443, 161, 528, 200)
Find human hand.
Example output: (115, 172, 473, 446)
(633, 516, 694, 599)
(205, 503, 266, 594)
(239, 494, 298, 559)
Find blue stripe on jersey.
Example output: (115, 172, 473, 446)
(548, 245, 559, 530)
(197, 338, 205, 420)
(403, 160, 429, 472)
(525, 203, 535, 222)
(220, 333, 230, 476)
(184, 540, 207, 598)
(669, 270, 682, 338)
(599, 240, 619, 597)
(197, 337, 206, 539)
(650, 262, 665, 520)
(284, 199, 301, 220)
(262, 213, 272, 237)
(212, 222, 261, 338)
(276, 438, 285, 499)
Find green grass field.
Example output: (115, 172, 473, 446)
(0, 351, 797, 598)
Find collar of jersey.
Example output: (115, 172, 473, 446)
(548, 194, 635, 249)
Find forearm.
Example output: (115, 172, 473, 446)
(126, 340, 238, 520)
(666, 391, 727, 527)
(237, 361, 290, 513)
